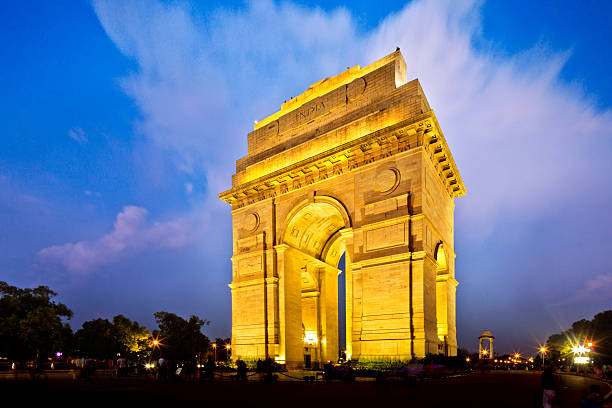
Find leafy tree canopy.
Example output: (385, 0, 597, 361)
(112, 314, 150, 357)
(153, 311, 210, 361)
(75, 315, 151, 359)
(0, 281, 73, 361)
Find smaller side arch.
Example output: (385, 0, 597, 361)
(434, 241, 448, 270)
(320, 230, 347, 267)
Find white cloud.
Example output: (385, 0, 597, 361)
(38, 206, 190, 273)
(92, 0, 360, 193)
(91, 0, 612, 230)
(68, 127, 87, 143)
(184, 182, 193, 195)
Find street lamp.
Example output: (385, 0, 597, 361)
(212, 343, 217, 365)
(151, 334, 163, 349)
(539, 347, 547, 366)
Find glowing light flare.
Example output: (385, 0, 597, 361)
(539, 347, 547, 353)
(574, 356, 590, 364)
(151, 334, 164, 349)
(303, 331, 318, 345)
(572, 345, 590, 354)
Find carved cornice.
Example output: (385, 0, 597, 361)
(219, 111, 465, 209)
(422, 114, 466, 198)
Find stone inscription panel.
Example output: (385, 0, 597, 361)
(281, 86, 346, 134)
(237, 254, 263, 277)
(237, 234, 263, 253)
(248, 78, 368, 156)
(364, 196, 399, 217)
(365, 222, 406, 252)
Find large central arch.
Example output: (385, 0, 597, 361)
(282, 197, 350, 263)
(278, 197, 351, 366)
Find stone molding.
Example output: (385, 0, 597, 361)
(219, 112, 465, 209)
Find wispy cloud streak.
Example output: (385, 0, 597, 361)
(68, 127, 87, 143)
(38, 206, 189, 273)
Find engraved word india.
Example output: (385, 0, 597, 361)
(219, 50, 466, 369)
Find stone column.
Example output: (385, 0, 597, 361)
(340, 229, 354, 360)
(411, 252, 439, 356)
(319, 265, 339, 362)
(275, 245, 303, 368)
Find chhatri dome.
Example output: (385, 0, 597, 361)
(479, 330, 494, 339)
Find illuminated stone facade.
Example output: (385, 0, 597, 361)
(219, 50, 465, 368)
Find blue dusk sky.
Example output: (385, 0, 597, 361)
(1, 0, 611, 354)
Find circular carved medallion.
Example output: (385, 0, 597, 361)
(265, 120, 279, 138)
(347, 77, 366, 102)
(375, 168, 399, 193)
(243, 213, 259, 232)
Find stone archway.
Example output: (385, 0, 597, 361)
(220, 50, 465, 368)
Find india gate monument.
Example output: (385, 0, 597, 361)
(219, 50, 465, 368)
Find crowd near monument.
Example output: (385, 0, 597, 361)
(219, 50, 466, 368)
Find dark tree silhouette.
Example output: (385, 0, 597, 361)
(0, 281, 73, 362)
(75, 315, 150, 359)
(153, 311, 210, 361)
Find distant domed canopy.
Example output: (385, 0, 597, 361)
(479, 330, 494, 339)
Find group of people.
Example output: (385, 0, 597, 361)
(156, 357, 199, 381)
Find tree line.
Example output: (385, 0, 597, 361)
(0, 281, 226, 363)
